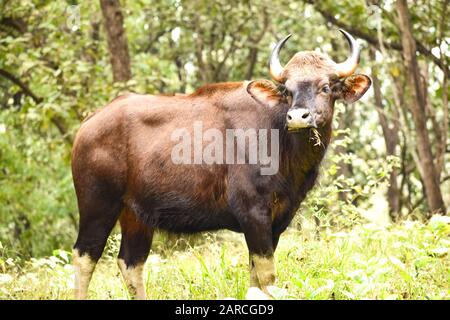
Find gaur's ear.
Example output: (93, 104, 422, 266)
(246, 80, 285, 108)
(339, 74, 371, 103)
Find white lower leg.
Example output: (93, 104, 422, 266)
(244, 254, 278, 300)
(117, 259, 146, 300)
(252, 255, 276, 291)
(249, 256, 260, 287)
(73, 249, 96, 300)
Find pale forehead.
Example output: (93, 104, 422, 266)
(283, 51, 337, 80)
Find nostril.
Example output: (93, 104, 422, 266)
(287, 114, 292, 121)
(302, 112, 310, 119)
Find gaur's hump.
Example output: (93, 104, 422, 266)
(190, 82, 243, 97)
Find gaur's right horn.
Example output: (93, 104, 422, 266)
(269, 34, 291, 83)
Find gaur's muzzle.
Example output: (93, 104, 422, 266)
(286, 108, 317, 130)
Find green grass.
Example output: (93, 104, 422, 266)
(0, 216, 449, 300)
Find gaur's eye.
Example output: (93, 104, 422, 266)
(321, 85, 331, 94)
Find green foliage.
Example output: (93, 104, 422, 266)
(298, 104, 401, 230)
(280, 215, 450, 299)
(0, 108, 76, 258)
(0, 217, 448, 299)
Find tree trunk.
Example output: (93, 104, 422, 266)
(335, 109, 354, 204)
(370, 48, 401, 220)
(395, 0, 446, 215)
(245, 47, 258, 80)
(100, 0, 132, 82)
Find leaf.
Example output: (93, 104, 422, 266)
(389, 256, 413, 282)
(428, 248, 448, 257)
(341, 290, 356, 299)
(6, 258, 15, 267)
(389, 256, 405, 270)
(0, 274, 13, 284)
(266, 286, 291, 299)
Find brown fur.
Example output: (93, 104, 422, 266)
(190, 81, 243, 97)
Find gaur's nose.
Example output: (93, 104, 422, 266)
(286, 108, 314, 130)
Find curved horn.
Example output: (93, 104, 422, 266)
(269, 34, 291, 83)
(335, 29, 360, 77)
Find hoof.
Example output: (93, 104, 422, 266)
(245, 287, 271, 300)
(265, 285, 288, 299)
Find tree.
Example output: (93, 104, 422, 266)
(100, 0, 132, 82)
(370, 48, 401, 219)
(396, 0, 446, 215)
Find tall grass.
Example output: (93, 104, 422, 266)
(0, 216, 448, 300)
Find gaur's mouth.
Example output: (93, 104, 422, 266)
(287, 127, 304, 133)
(286, 124, 318, 132)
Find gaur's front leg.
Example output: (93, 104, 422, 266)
(237, 200, 277, 295)
(247, 233, 282, 288)
(249, 256, 260, 287)
(249, 254, 276, 291)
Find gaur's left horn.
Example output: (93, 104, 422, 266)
(335, 29, 360, 77)
(269, 34, 291, 83)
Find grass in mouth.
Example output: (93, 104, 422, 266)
(310, 128, 324, 148)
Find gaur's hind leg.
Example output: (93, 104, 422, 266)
(117, 207, 153, 300)
(73, 192, 123, 300)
